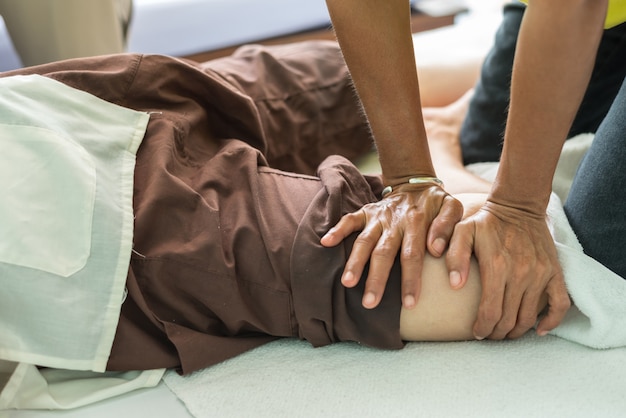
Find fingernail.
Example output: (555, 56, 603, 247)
(537, 329, 549, 337)
(363, 292, 376, 308)
(403, 294, 415, 309)
(474, 335, 485, 341)
(450, 271, 461, 288)
(433, 238, 446, 255)
(342, 271, 354, 285)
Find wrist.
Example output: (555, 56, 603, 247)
(490, 163, 553, 216)
(382, 176, 444, 198)
(486, 190, 549, 220)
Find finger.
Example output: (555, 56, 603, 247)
(445, 221, 474, 290)
(361, 228, 403, 309)
(398, 219, 427, 309)
(505, 270, 550, 339)
(506, 289, 543, 339)
(536, 272, 571, 336)
(488, 283, 525, 340)
(320, 211, 366, 247)
(341, 223, 382, 289)
(472, 253, 506, 340)
(427, 195, 463, 257)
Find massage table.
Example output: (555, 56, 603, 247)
(6, 2, 626, 417)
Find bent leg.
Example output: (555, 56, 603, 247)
(202, 41, 373, 175)
(565, 78, 626, 278)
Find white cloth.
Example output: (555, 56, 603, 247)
(0, 362, 164, 410)
(0, 74, 157, 412)
(0, 74, 148, 372)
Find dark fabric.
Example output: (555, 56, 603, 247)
(565, 79, 626, 278)
(460, 2, 626, 164)
(459, 3, 524, 164)
(292, 157, 402, 349)
(1, 41, 402, 375)
(203, 44, 375, 174)
(572, 20, 626, 137)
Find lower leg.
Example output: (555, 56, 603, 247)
(423, 90, 492, 195)
(565, 79, 626, 278)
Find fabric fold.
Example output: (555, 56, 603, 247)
(291, 155, 404, 350)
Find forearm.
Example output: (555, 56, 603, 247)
(491, 0, 607, 213)
(325, 0, 435, 185)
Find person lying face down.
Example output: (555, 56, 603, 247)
(0, 42, 552, 376)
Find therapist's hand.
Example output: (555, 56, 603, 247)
(446, 200, 571, 340)
(320, 183, 463, 309)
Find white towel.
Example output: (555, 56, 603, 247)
(164, 336, 626, 417)
(469, 134, 626, 349)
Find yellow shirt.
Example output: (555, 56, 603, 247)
(606, 0, 626, 27)
(519, 0, 626, 28)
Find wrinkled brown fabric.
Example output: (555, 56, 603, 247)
(1, 41, 403, 375)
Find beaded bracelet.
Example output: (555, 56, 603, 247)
(381, 177, 444, 198)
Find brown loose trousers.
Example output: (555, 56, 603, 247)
(2, 41, 404, 374)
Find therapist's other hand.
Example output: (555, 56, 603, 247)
(320, 184, 463, 309)
(446, 200, 571, 340)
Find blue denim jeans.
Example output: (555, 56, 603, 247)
(565, 79, 626, 277)
(460, 2, 626, 277)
